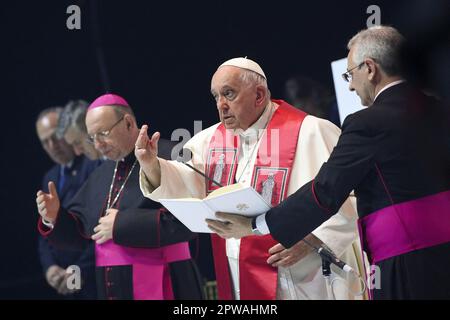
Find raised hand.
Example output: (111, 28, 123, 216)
(36, 181, 60, 223)
(135, 124, 162, 187)
(134, 125, 160, 166)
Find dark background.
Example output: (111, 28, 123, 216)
(0, 0, 448, 299)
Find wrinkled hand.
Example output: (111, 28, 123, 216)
(206, 212, 253, 239)
(134, 124, 160, 168)
(267, 233, 324, 267)
(92, 208, 118, 244)
(36, 181, 60, 223)
(45, 265, 66, 290)
(135, 125, 162, 188)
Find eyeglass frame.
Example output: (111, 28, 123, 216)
(86, 116, 124, 144)
(342, 62, 365, 83)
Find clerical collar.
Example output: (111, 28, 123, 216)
(374, 80, 406, 102)
(234, 101, 277, 138)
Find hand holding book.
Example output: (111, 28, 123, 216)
(159, 183, 270, 233)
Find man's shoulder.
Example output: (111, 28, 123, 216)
(301, 115, 341, 137)
(198, 122, 222, 136)
(187, 122, 221, 144)
(346, 104, 379, 122)
(86, 159, 114, 179)
(75, 156, 102, 173)
(340, 106, 388, 136)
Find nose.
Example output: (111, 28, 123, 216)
(216, 96, 229, 112)
(94, 139, 105, 150)
(348, 81, 355, 92)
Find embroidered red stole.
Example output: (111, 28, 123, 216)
(205, 100, 307, 299)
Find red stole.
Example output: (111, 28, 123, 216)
(206, 100, 307, 299)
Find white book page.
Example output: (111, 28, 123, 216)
(204, 186, 271, 217)
(160, 199, 215, 233)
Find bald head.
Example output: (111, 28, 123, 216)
(85, 106, 139, 161)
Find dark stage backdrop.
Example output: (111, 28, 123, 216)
(0, 0, 447, 298)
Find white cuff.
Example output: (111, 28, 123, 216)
(256, 213, 270, 235)
(42, 218, 54, 229)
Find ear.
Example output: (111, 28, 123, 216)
(124, 114, 133, 130)
(255, 85, 266, 106)
(365, 59, 377, 80)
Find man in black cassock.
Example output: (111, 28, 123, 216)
(36, 94, 203, 300)
(208, 26, 450, 299)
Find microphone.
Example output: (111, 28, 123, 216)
(177, 149, 354, 275)
(301, 237, 355, 274)
(317, 246, 355, 274)
(176, 148, 223, 187)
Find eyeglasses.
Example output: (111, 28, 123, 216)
(342, 62, 365, 82)
(86, 116, 124, 144)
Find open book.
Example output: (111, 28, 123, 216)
(159, 183, 271, 233)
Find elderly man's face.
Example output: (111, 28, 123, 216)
(36, 112, 75, 165)
(85, 107, 130, 161)
(211, 66, 261, 130)
(64, 126, 101, 160)
(347, 47, 373, 106)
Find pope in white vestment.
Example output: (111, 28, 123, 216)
(137, 58, 365, 300)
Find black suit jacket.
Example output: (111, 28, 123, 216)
(266, 82, 450, 247)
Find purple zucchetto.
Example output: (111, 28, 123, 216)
(88, 94, 130, 111)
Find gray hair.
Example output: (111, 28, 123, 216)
(239, 69, 271, 100)
(347, 25, 405, 76)
(109, 104, 136, 120)
(56, 100, 89, 138)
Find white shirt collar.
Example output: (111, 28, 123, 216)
(374, 80, 406, 102)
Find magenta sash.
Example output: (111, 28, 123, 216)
(95, 241, 191, 300)
(358, 190, 450, 264)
